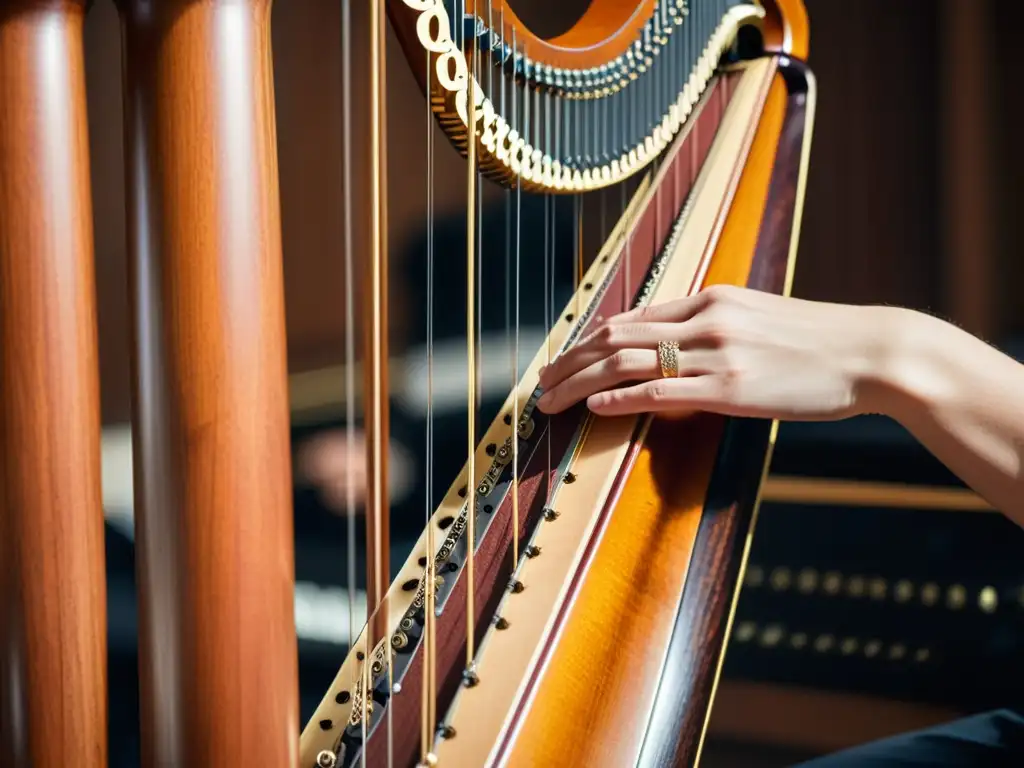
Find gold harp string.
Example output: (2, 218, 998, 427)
(421, 40, 438, 765)
(575, 89, 584, 309)
(575, 194, 583, 319)
(341, 0, 357, 656)
(465, 12, 478, 673)
(368, 0, 391, 758)
(543, 84, 552, 504)
(511, 25, 521, 572)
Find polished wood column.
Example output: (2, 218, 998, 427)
(0, 2, 108, 766)
(117, 0, 299, 764)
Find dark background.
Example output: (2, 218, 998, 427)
(80, 1, 1024, 766)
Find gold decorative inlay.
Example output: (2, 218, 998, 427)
(397, 0, 763, 192)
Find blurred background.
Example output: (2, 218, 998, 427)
(82, 1, 1023, 765)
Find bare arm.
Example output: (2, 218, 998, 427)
(536, 285, 1024, 529)
(871, 308, 1024, 527)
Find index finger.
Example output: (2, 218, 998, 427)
(604, 289, 711, 326)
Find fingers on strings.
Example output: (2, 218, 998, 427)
(535, 289, 737, 416)
(537, 348, 718, 414)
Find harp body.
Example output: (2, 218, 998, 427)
(0, 1, 813, 767)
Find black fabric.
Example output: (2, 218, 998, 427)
(794, 709, 1024, 767)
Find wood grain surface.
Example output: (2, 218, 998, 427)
(637, 58, 813, 768)
(500, 61, 788, 768)
(344, 78, 739, 768)
(762, 0, 810, 60)
(0, 2, 108, 765)
(117, 0, 299, 764)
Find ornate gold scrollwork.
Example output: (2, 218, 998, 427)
(398, 0, 764, 192)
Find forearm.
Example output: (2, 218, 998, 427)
(865, 307, 1024, 527)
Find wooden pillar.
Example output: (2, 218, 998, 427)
(0, 2, 108, 765)
(941, 0, 996, 338)
(116, 0, 299, 764)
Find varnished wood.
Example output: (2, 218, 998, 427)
(761, 0, 810, 59)
(300, 7, 816, 766)
(352, 73, 744, 768)
(116, 0, 299, 764)
(761, 475, 994, 511)
(297, 155, 655, 765)
(465, 0, 657, 70)
(366, 0, 391, 640)
(0, 2, 108, 764)
(642, 58, 813, 768)
(504, 64, 794, 768)
(437, 69, 763, 767)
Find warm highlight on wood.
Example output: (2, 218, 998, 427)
(0, 1, 818, 763)
(426, 68, 750, 768)
(761, 0, 810, 59)
(0, 2, 108, 765)
(465, 0, 657, 70)
(117, 0, 299, 764)
(762, 475, 994, 511)
(504, 65, 792, 768)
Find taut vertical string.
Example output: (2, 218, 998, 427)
(367, 0, 391, 759)
(511, 28, 521, 572)
(464, 16, 479, 676)
(420, 38, 439, 764)
(340, 0, 356, 657)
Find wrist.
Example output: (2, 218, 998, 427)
(852, 305, 945, 422)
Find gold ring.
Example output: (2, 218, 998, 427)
(657, 340, 679, 378)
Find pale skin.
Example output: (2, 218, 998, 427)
(536, 283, 1024, 530)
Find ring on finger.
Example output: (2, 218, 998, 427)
(657, 340, 680, 378)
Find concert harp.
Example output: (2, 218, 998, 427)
(0, 0, 813, 767)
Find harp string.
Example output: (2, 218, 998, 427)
(464, 7, 479, 674)
(511, 25, 521, 572)
(367, 0, 392, 759)
(421, 40, 438, 763)
(341, 0, 356, 656)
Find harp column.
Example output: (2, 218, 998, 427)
(116, 0, 299, 765)
(0, 1, 108, 766)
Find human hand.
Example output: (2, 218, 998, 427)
(296, 430, 368, 513)
(295, 428, 415, 514)
(536, 284, 905, 422)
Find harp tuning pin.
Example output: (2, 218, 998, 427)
(542, 507, 560, 521)
(496, 440, 513, 464)
(517, 416, 534, 440)
(317, 751, 338, 768)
